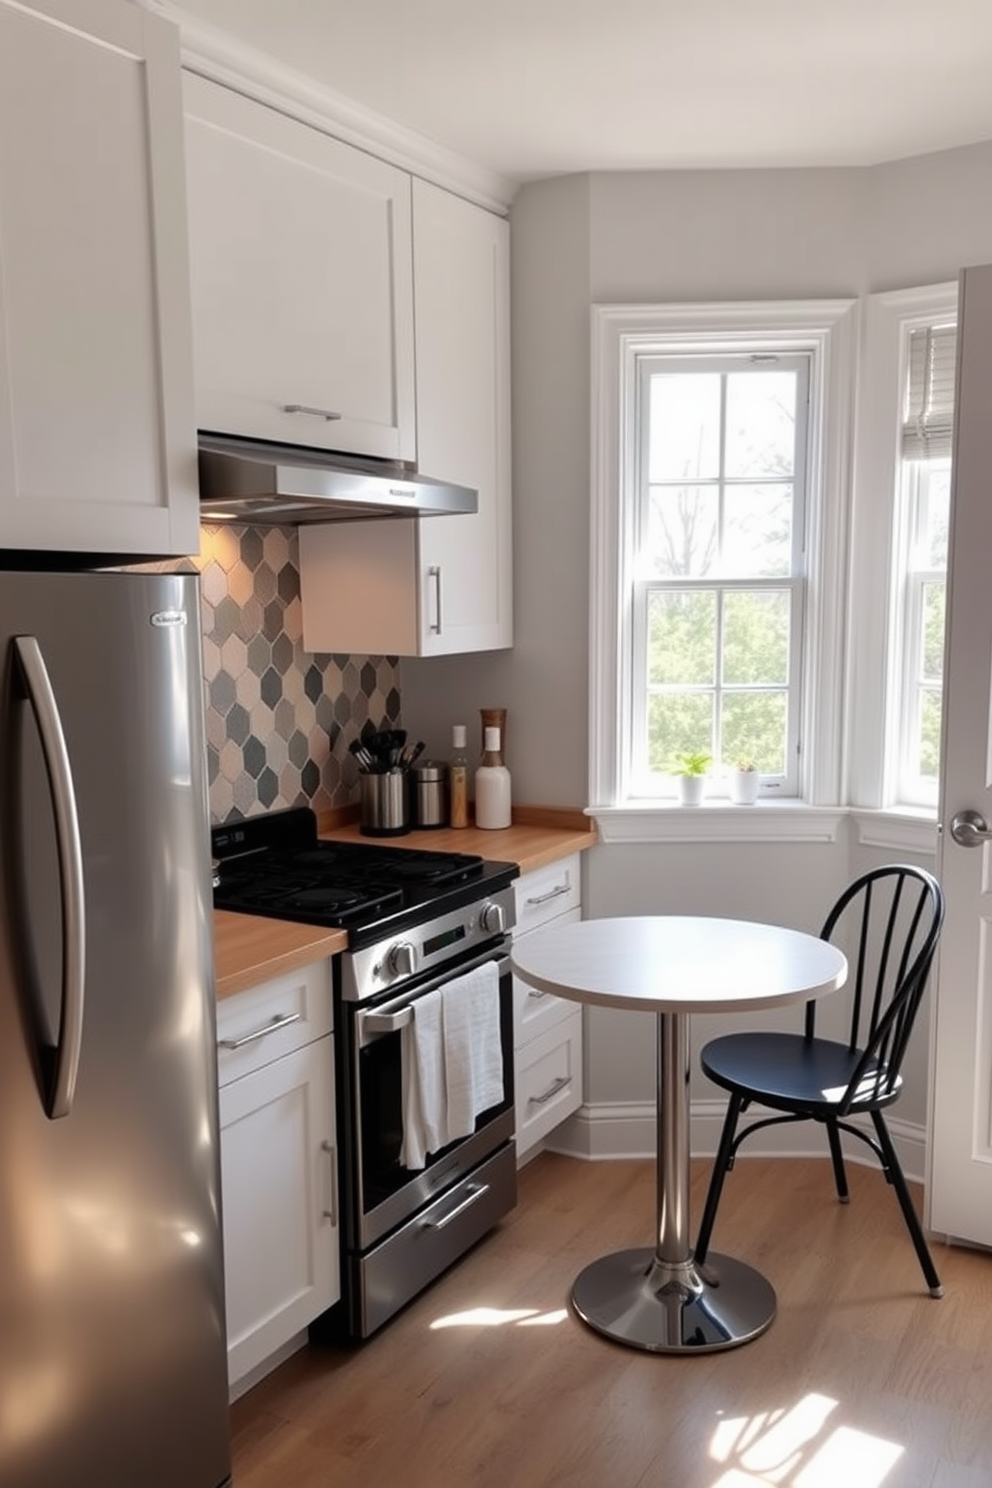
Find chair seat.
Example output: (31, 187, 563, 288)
(700, 1031, 901, 1115)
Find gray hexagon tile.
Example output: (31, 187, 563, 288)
(195, 523, 401, 824)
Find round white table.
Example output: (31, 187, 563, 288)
(510, 916, 848, 1354)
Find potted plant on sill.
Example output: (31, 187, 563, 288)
(670, 750, 712, 806)
(728, 757, 760, 805)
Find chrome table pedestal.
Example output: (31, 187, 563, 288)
(571, 1011, 775, 1353)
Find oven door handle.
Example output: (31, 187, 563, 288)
(360, 1006, 414, 1039)
(357, 948, 510, 1048)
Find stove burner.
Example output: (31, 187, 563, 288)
(210, 805, 517, 938)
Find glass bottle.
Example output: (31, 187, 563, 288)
(475, 726, 512, 829)
(448, 724, 470, 829)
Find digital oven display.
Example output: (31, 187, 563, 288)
(422, 924, 467, 958)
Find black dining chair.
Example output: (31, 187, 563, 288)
(694, 864, 945, 1296)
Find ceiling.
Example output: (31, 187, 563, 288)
(169, 0, 992, 183)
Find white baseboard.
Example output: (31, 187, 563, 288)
(545, 1099, 927, 1185)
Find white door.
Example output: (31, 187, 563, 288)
(928, 262, 992, 1245)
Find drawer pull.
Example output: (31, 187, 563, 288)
(529, 1075, 571, 1107)
(422, 1182, 489, 1230)
(524, 882, 571, 907)
(218, 1011, 301, 1050)
(283, 403, 342, 421)
(527, 988, 549, 1001)
(321, 1140, 337, 1227)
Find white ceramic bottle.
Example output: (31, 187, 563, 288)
(475, 726, 512, 829)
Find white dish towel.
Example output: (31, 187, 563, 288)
(443, 961, 503, 1142)
(400, 988, 446, 1171)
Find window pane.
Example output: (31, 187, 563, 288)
(648, 693, 713, 773)
(722, 692, 787, 775)
(922, 582, 945, 680)
(919, 689, 941, 780)
(647, 486, 718, 576)
(924, 463, 950, 568)
(647, 590, 716, 684)
(723, 591, 790, 685)
(725, 371, 797, 479)
(649, 374, 721, 481)
(723, 485, 793, 577)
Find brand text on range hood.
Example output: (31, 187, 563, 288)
(197, 433, 478, 524)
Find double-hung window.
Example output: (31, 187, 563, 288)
(631, 355, 809, 797)
(893, 324, 954, 807)
(590, 300, 856, 825)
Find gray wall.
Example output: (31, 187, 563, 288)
(401, 141, 992, 1137)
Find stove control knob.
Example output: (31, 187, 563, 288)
(479, 901, 506, 936)
(387, 942, 417, 978)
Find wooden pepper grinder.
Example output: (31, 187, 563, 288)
(479, 708, 507, 765)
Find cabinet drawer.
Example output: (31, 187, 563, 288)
(513, 906, 581, 1044)
(515, 1010, 583, 1159)
(512, 854, 581, 937)
(216, 960, 333, 1087)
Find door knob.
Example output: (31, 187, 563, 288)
(949, 808, 992, 847)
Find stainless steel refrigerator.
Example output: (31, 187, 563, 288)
(0, 568, 231, 1488)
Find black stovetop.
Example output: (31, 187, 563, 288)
(211, 806, 517, 948)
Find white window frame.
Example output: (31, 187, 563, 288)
(589, 299, 857, 845)
(847, 283, 957, 823)
(630, 352, 810, 800)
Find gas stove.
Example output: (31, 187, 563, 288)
(211, 806, 519, 952)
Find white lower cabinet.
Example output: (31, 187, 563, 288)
(512, 856, 584, 1160)
(216, 960, 339, 1396)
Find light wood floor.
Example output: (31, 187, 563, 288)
(229, 1153, 992, 1488)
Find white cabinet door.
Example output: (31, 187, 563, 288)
(0, 0, 198, 555)
(299, 184, 512, 657)
(219, 1035, 339, 1391)
(183, 73, 415, 462)
(413, 179, 513, 654)
(511, 856, 584, 1159)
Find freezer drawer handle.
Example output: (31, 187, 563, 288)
(218, 1011, 301, 1050)
(12, 636, 86, 1120)
(422, 1182, 490, 1231)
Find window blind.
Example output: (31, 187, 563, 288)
(902, 325, 956, 460)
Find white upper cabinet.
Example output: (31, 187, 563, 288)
(0, 0, 199, 555)
(300, 180, 513, 655)
(182, 72, 416, 462)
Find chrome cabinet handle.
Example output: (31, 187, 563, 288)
(949, 809, 992, 847)
(321, 1140, 337, 1226)
(282, 403, 342, 421)
(428, 565, 442, 634)
(422, 1182, 489, 1230)
(13, 636, 86, 1120)
(529, 1075, 571, 1107)
(218, 1011, 301, 1050)
(525, 882, 572, 907)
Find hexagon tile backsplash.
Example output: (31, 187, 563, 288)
(196, 524, 400, 824)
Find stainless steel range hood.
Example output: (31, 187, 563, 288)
(197, 433, 477, 525)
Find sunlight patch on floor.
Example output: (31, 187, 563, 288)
(429, 1306, 569, 1330)
(709, 1393, 903, 1487)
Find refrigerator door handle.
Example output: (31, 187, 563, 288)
(13, 635, 86, 1119)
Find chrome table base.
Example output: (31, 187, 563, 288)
(571, 1248, 776, 1353)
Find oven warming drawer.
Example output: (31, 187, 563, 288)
(347, 1142, 517, 1338)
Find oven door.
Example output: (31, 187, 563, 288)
(344, 942, 515, 1253)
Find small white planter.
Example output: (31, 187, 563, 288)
(678, 774, 707, 806)
(729, 769, 760, 805)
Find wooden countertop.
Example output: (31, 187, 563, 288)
(212, 807, 597, 1001)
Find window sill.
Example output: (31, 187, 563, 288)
(589, 802, 846, 844)
(851, 808, 938, 855)
(588, 802, 939, 853)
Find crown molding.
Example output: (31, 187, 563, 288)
(138, 0, 517, 215)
